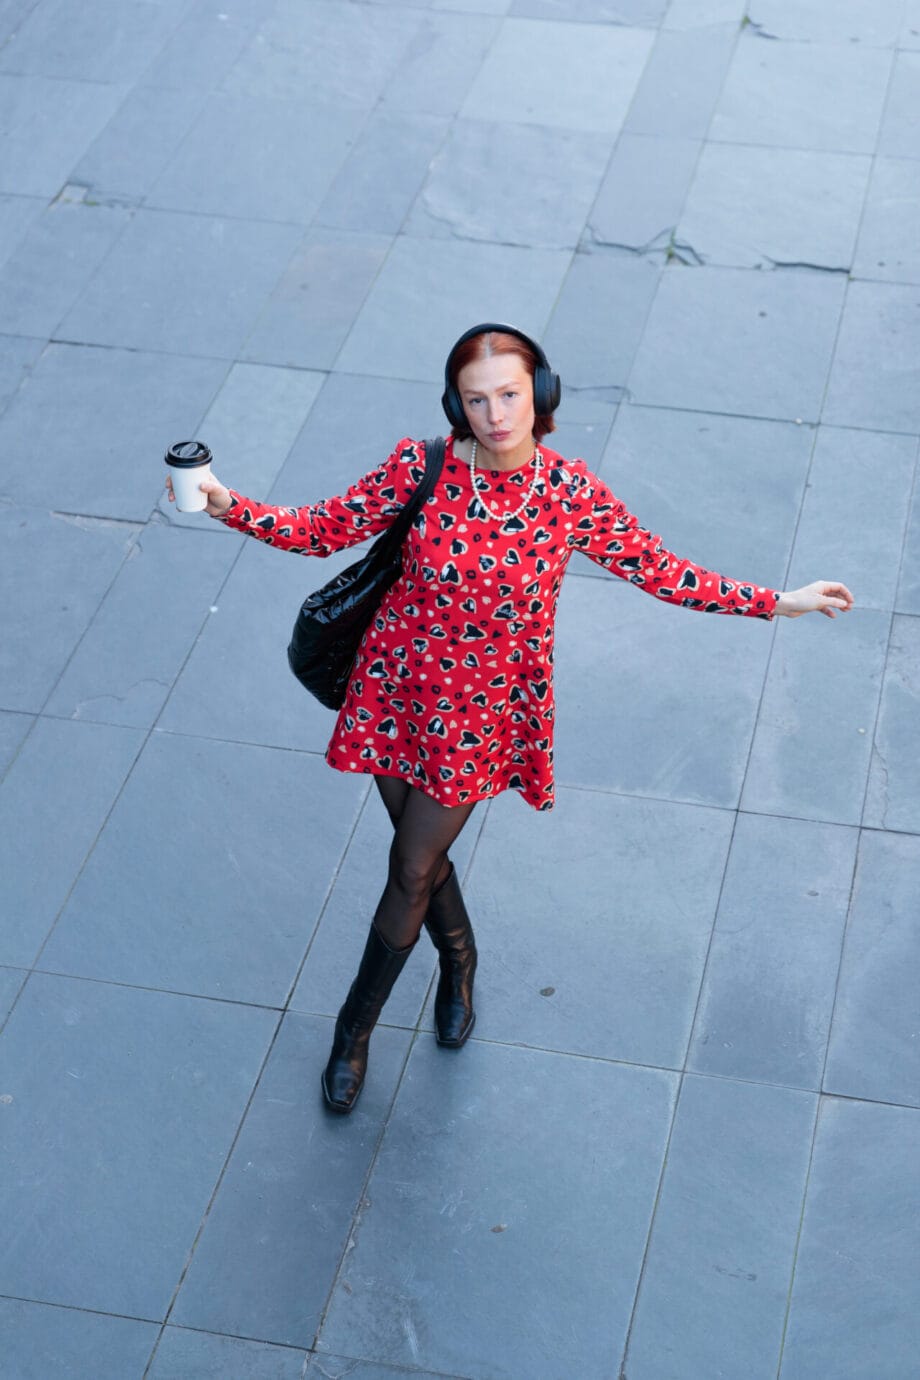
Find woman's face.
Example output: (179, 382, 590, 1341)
(456, 352, 536, 460)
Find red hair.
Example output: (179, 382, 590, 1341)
(448, 330, 557, 442)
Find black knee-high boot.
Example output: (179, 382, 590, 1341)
(424, 863, 477, 1047)
(321, 923, 416, 1114)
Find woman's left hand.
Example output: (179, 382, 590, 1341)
(775, 581, 854, 619)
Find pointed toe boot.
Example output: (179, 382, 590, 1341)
(424, 864, 477, 1048)
(321, 923, 415, 1114)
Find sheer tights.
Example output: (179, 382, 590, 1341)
(371, 777, 475, 951)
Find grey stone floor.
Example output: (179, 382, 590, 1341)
(1, 0, 919, 1376)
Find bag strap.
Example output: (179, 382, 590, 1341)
(376, 436, 446, 558)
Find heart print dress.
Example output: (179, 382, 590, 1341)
(219, 436, 779, 811)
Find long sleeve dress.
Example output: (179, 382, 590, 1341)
(219, 436, 779, 811)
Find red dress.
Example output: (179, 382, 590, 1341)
(220, 436, 779, 811)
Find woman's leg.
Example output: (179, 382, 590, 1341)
(372, 788, 476, 950)
(373, 776, 451, 893)
(373, 774, 410, 827)
(322, 785, 476, 1113)
(373, 775, 478, 1046)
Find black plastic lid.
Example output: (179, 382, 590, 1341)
(166, 440, 212, 467)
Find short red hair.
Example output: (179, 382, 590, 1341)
(447, 330, 557, 442)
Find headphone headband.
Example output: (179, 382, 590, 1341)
(441, 322, 562, 430)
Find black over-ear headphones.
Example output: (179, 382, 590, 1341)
(441, 322, 562, 430)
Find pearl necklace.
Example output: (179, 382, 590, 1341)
(468, 440, 543, 524)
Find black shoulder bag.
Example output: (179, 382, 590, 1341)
(287, 437, 446, 710)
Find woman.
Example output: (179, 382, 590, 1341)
(166, 323, 853, 1115)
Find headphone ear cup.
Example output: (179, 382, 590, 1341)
(441, 383, 467, 429)
(532, 367, 562, 416)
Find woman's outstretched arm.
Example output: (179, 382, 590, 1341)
(163, 437, 425, 557)
(567, 464, 852, 620)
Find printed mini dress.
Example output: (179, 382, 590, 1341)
(220, 436, 779, 811)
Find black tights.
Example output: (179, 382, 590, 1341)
(371, 777, 476, 951)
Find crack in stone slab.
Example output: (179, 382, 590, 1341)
(765, 257, 851, 274)
(584, 225, 705, 267)
(563, 384, 628, 404)
(417, 196, 579, 253)
(742, 17, 779, 39)
(584, 225, 675, 258)
(50, 511, 144, 534)
(70, 680, 172, 718)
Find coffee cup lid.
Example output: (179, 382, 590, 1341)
(166, 440, 212, 467)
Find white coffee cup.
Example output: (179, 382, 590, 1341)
(165, 440, 213, 511)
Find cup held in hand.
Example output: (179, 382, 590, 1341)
(166, 440, 212, 511)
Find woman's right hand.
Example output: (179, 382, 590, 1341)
(165, 473, 233, 518)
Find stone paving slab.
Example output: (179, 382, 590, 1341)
(898, 468, 920, 613)
(677, 143, 871, 269)
(627, 263, 847, 422)
(379, 9, 504, 117)
(778, 1097, 920, 1380)
(241, 229, 395, 372)
(623, 19, 737, 138)
(0, 1298, 158, 1380)
(0, 73, 128, 196)
(223, 1, 420, 110)
(44, 522, 237, 729)
(70, 86, 209, 200)
(553, 571, 773, 807)
(0, 0, 185, 83)
(460, 18, 654, 132)
(1, 717, 143, 967)
(0, 190, 42, 262)
(3, 1, 919, 1376)
(599, 402, 810, 578)
(171, 1013, 412, 1348)
(0, 709, 32, 772)
(543, 251, 661, 393)
(58, 209, 304, 360)
(852, 156, 920, 284)
(0, 971, 277, 1317)
(0, 197, 132, 340)
(822, 280, 920, 434)
(405, 119, 611, 250)
(318, 1037, 677, 1378)
(823, 828, 920, 1107)
(0, 330, 42, 415)
(305, 1359, 462, 1380)
(687, 812, 857, 1088)
(740, 608, 888, 825)
(0, 506, 130, 710)
(586, 132, 700, 252)
(145, 92, 363, 226)
(0, 964, 27, 1023)
(314, 112, 450, 236)
(785, 426, 917, 611)
(879, 50, 920, 158)
(157, 539, 345, 754)
(139, 0, 275, 96)
(747, 0, 905, 46)
(623, 1076, 817, 1380)
(0, 343, 227, 521)
(42, 734, 366, 1004)
(710, 31, 893, 153)
(335, 238, 571, 383)
(148, 1328, 308, 1380)
(452, 786, 734, 1067)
